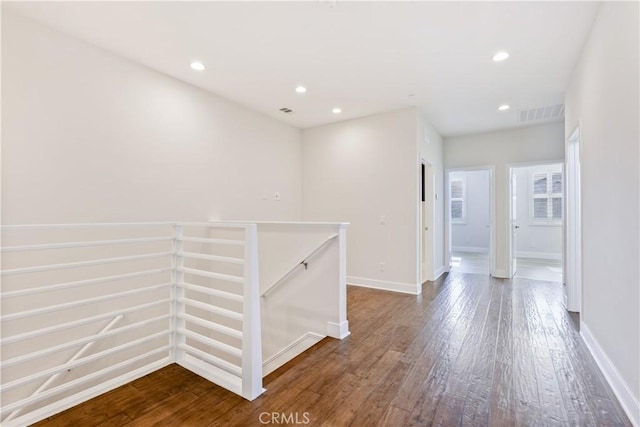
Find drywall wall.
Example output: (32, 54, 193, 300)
(302, 108, 442, 294)
(450, 170, 490, 252)
(444, 121, 564, 277)
(1, 11, 302, 224)
(514, 165, 563, 259)
(417, 112, 446, 280)
(565, 1, 639, 420)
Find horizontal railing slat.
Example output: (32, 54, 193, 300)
(179, 328, 242, 358)
(178, 251, 244, 264)
(0, 222, 174, 231)
(179, 297, 243, 321)
(0, 347, 171, 416)
(179, 236, 244, 246)
(180, 282, 243, 303)
(6, 357, 171, 427)
(1, 236, 172, 253)
(1, 315, 171, 369)
(1, 252, 173, 276)
(179, 266, 243, 283)
(1, 283, 171, 322)
(1, 331, 168, 393)
(1, 268, 172, 299)
(180, 343, 242, 377)
(0, 299, 169, 346)
(179, 313, 242, 340)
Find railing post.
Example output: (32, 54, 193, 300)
(328, 225, 350, 339)
(171, 225, 185, 362)
(241, 224, 262, 400)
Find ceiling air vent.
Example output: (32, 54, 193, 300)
(279, 107, 293, 114)
(518, 104, 564, 123)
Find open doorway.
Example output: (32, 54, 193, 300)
(565, 126, 582, 312)
(509, 163, 564, 282)
(419, 161, 435, 284)
(447, 168, 493, 275)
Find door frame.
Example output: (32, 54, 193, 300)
(507, 160, 565, 279)
(565, 125, 582, 312)
(444, 166, 496, 276)
(418, 159, 435, 284)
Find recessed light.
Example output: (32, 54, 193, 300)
(498, 104, 510, 111)
(492, 51, 509, 62)
(332, 108, 342, 114)
(190, 61, 205, 71)
(295, 86, 307, 93)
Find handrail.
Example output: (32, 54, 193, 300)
(2, 315, 124, 422)
(261, 233, 338, 298)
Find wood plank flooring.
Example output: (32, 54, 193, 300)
(35, 272, 631, 426)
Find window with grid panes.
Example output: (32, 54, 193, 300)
(531, 170, 562, 225)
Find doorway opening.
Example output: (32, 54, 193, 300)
(446, 168, 494, 275)
(419, 161, 435, 284)
(565, 126, 582, 312)
(509, 162, 564, 282)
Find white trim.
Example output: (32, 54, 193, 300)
(492, 269, 509, 279)
(433, 265, 446, 280)
(565, 124, 582, 312)
(347, 276, 421, 295)
(515, 251, 562, 260)
(580, 322, 640, 426)
(452, 246, 489, 254)
(327, 321, 350, 339)
(261, 332, 326, 377)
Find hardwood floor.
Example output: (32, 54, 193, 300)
(35, 272, 631, 426)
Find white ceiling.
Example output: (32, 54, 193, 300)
(4, 1, 600, 136)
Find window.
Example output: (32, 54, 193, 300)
(450, 176, 466, 224)
(530, 169, 563, 225)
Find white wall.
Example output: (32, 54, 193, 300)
(450, 170, 490, 252)
(444, 121, 564, 277)
(1, 11, 302, 225)
(565, 2, 639, 420)
(302, 108, 444, 294)
(514, 164, 563, 259)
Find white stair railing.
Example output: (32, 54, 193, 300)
(0, 221, 263, 426)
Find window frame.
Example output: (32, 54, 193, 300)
(529, 169, 563, 226)
(450, 175, 467, 225)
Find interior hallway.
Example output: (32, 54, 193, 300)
(35, 273, 630, 426)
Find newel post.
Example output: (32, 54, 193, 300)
(241, 224, 263, 399)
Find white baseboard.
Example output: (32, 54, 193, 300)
(492, 269, 509, 279)
(580, 322, 640, 426)
(262, 332, 326, 377)
(327, 320, 350, 339)
(516, 251, 562, 260)
(452, 246, 489, 253)
(433, 265, 446, 280)
(347, 276, 421, 295)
